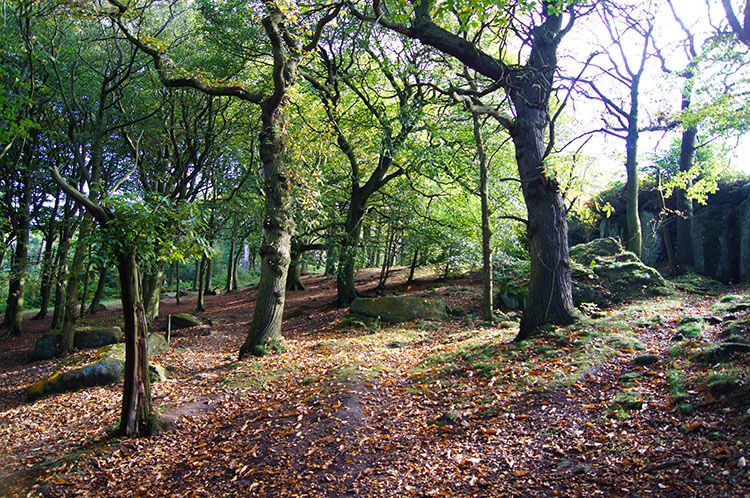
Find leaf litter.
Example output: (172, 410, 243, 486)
(0, 268, 748, 497)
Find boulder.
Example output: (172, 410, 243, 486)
(168, 313, 203, 330)
(350, 296, 449, 324)
(711, 294, 750, 314)
(28, 333, 169, 401)
(570, 238, 672, 305)
(74, 326, 122, 349)
(495, 238, 672, 311)
(29, 331, 60, 361)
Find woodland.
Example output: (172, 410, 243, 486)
(1, 0, 750, 496)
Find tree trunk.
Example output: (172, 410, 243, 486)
(87, 264, 108, 315)
(336, 222, 361, 305)
(52, 206, 77, 329)
(192, 258, 200, 291)
(325, 245, 337, 276)
(116, 248, 153, 437)
(286, 248, 305, 291)
(142, 264, 163, 324)
(196, 255, 207, 312)
(204, 244, 214, 293)
(174, 261, 181, 305)
(473, 114, 494, 322)
(513, 102, 577, 340)
(2, 146, 33, 336)
(239, 104, 294, 359)
(226, 238, 236, 293)
(624, 123, 642, 258)
(61, 217, 93, 353)
(232, 246, 241, 291)
(32, 193, 60, 321)
(675, 125, 697, 272)
(78, 247, 93, 318)
(407, 247, 419, 284)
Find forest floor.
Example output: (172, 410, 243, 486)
(1, 267, 749, 497)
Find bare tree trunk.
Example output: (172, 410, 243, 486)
(232, 246, 241, 291)
(514, 100, 577, 339)
(116, 248, 153, 437)
(196, 255, 207, 312)
(87, 263, 108, 315)
(226, 238, 236, 293)
(239, 104, 295, 358)
(32, 192, 60, 321)
(192, 258, 200, 291)
(675, 125, 697, 272)
(2, 144, 33, 336)
(174, 261, 181, 305)
(472, 114, 494, 322)
(61, 217, 93, 353)
(78, 246, 93, 318)
(407, 247, 419, 284)
(142, 264, 163, 324)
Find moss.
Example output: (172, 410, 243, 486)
(677, 321, 703, 339)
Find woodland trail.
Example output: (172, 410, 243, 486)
(0, 269, 748, 497)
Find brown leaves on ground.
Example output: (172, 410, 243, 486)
(1, 268, 749, 497)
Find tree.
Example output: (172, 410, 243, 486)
(351, 0, 580, 338)
(105, 0, 341, 357)
(302, 23, 429, 305)
(721, 0, 750, 47)
(580, 1, 665, 259)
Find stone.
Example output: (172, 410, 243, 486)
(350, 296, 449, 324)
(27, 333, 169, 401)
(569, 237, 623, 265)
(570, 238, 672, 306)
(633, 354, 659, 366)
(74, 326, 122, 349)
(711, 294, 750, 314)
(168, 313, 203, 330)
(29, 331, 59, 361)
(149, 364, 168, 383)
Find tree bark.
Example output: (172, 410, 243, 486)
(192, 258, 200, 291)
(2, 144, 33, 336)
(226, 238, 236, 293)
(624, 109, 642, 258)
(675, 124, 697, 271)
(142, 264, 163, 324)
(78, 247, 93, 318)
(286, 246, 305, 291)
(239, 103, 295, 358)
(87, 263, 108, 315)
(32, 192, 60, 321)
(174, 261, 181, 305)
(472, 114, 494, 322)
(196, 255, 206, 312)
(513, 104, 577, 339)
(116, 248, 153, 437)
(61, 217, 93, 353)
(407, 247, 419, 284)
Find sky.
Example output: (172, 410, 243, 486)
(559, 0, 750, 177)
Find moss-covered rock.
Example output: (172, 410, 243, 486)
(633, 353, 659, 366)
(569, 237, 623, 265)
(677, 319, 704, 339)
(169, 313, 203, 330)
(350, 296, 449, 323)
(27, 333, 169, 401)
(29, 331, 60, 361)
(711, 294, 750, 314)
(73, 326, 122, 349)
(570, 238, 672, 305)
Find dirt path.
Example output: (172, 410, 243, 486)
(1, 270, 749, 497)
